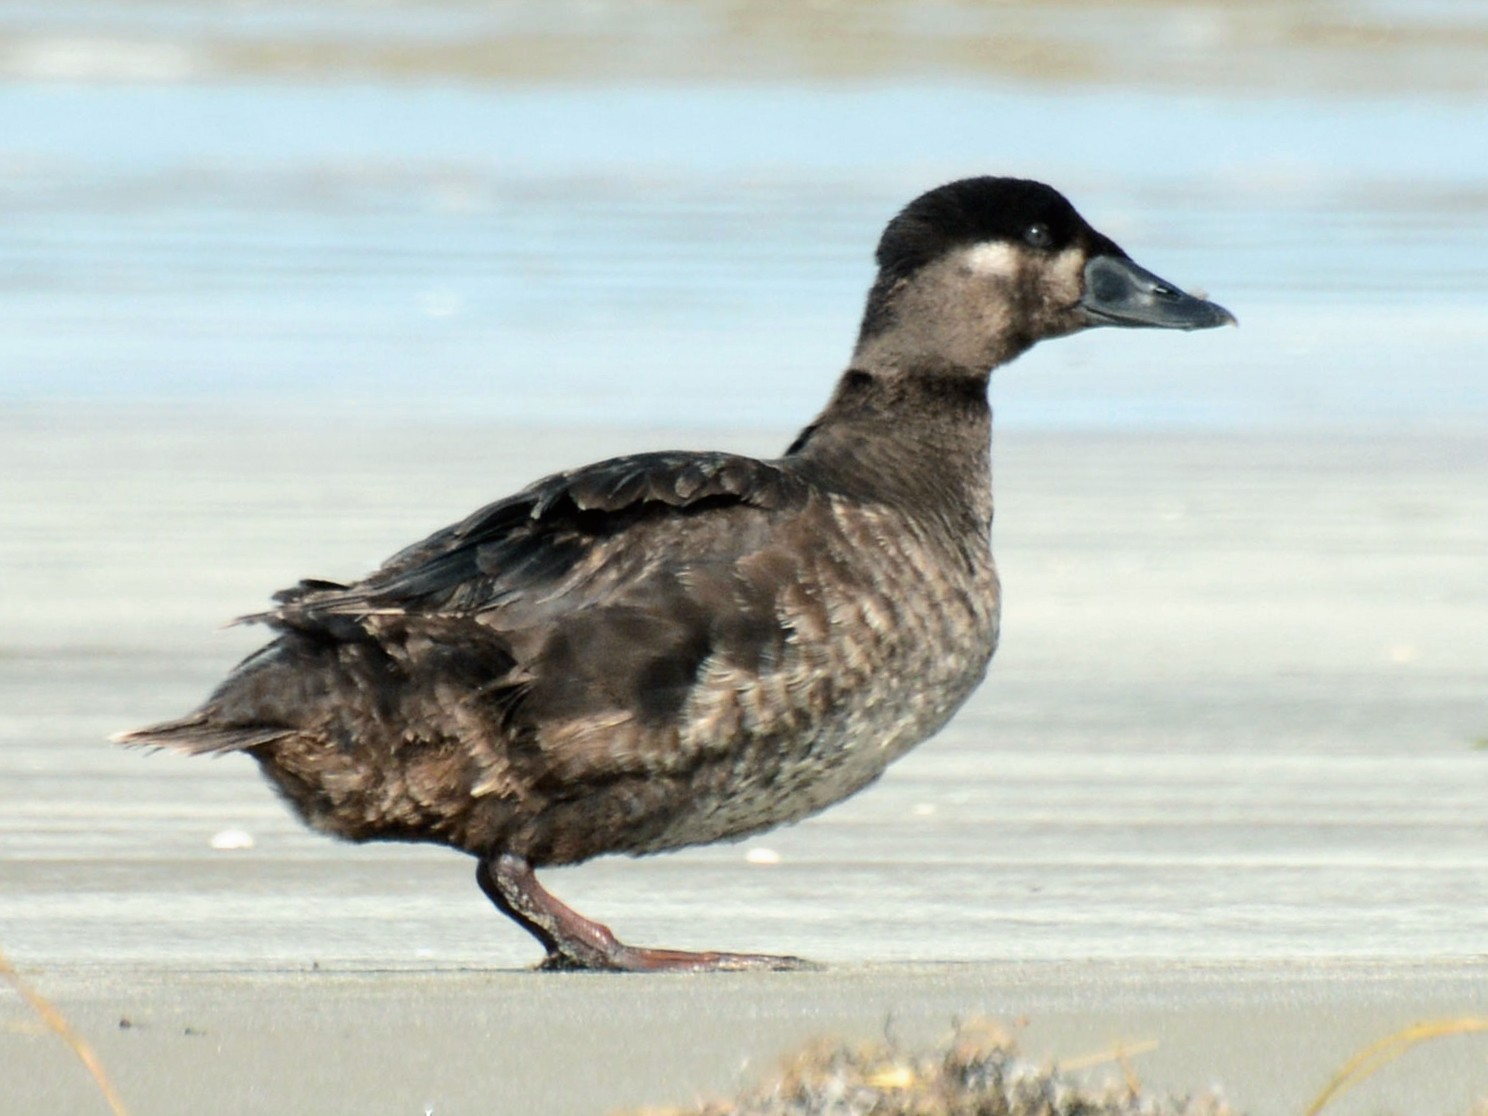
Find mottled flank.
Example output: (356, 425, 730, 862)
(618, 1020, 1236, 1116)
(116, 176, 1232, 970)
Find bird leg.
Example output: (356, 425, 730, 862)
(477, 852, 815, 972)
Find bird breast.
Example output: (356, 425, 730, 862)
(612, 493, 1001, 855)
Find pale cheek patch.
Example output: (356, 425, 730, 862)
(958, 241, 1020, 279)
(1046, 247, 1085, 302)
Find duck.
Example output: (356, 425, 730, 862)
(116, 177, 1233, 971)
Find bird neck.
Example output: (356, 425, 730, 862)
(854, 256, 1038, 374)
(785, 362, 994, 535)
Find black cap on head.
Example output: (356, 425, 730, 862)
(874, 177, 1123, 282)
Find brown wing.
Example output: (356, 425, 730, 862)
(173, 451, 829, 785)
(257, 450, 805, 627)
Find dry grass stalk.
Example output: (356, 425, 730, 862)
(0, 945, 132, 1116)
(1304, 1017, 1488, 1116)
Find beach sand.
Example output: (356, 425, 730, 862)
(2, 412, 1485, 1113)
(7, 961, 1487, 1116)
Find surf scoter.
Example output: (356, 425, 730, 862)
(117, 177, 1233, 971)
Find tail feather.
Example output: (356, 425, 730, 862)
(111, 716, 290, 755)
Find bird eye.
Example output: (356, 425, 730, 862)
(1023, 223, 1054, 250)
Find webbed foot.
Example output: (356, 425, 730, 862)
(477, 853, 819, 973)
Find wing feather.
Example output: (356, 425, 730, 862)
(251, 451, 802, 631)
(222, 451, 818, 784)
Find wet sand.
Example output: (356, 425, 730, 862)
(2, 412, 1486, 1113)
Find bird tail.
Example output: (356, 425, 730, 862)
(110, 715, 290, 756)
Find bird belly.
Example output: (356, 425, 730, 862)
(631, 553, 1001, 856)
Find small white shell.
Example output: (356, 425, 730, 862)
(744, 847, 781, 865)
(209, 828, 255, 851)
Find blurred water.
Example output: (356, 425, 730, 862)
(1, 75, 1487, 429)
